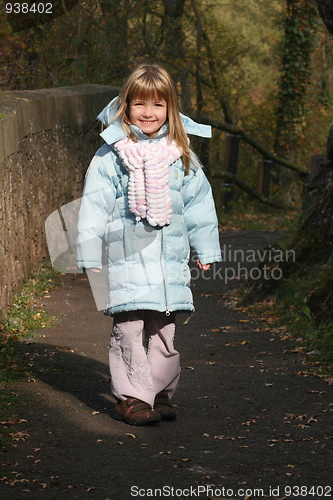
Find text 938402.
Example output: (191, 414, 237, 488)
(5, 2, 53, 14)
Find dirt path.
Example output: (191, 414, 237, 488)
(1, 231, 332, 500)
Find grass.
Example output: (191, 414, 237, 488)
(0, 262, 62, 446)
(0, 261, 62, 382)
(273, 266, 333, 376)
(1, 262, 62, 340)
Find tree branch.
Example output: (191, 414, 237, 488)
(210, 170, 296, 210)
(192, 115, 308, 177)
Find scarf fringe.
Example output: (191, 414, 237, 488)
(114, 137, 182, 227)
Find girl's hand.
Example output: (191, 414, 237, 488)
(196, 259, 211, 271)
(89, 269, 101, 273)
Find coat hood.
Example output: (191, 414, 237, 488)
(97, 96, 212, 145)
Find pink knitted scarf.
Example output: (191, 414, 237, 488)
(114, 136, 182, 227)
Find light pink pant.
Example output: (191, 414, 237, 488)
(109, 310, 181, 408)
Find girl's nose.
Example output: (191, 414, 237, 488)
(142, 106, 153, 117)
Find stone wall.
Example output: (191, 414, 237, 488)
(0, 85, 118, 317)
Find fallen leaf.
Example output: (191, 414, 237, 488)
(9, 432, 29, 441)
(185, 366, 195, 370)
(125, 433, 137, 439)
(92, 411, 99, 415)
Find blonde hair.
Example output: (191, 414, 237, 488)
(111, 63, 192, 174)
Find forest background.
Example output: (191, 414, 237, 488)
(1, 0, 333, 375)
(1, 0, 331, 210)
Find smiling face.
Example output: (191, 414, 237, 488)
(128, 97, 167, 137)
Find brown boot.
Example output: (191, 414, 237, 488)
(154, 391, 177, 421)
(114, 397, 162, 426)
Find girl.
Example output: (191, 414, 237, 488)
(77, 64, 222, 426)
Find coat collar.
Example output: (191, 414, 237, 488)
(97, 96, 212, 145)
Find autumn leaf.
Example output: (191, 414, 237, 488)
(125, 433, 137, 439)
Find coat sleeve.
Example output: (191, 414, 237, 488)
(182, 166, 222, 265)
(77, 148, 118, 269)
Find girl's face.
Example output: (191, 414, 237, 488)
(128, 97, 167, 137)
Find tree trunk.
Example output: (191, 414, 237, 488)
(161, 0, 189, 107)
(99, 0, 130, 82)
(316, 0, 333, 35)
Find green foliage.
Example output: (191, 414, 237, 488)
(0, 262, 62, 446)
(2, 262, 62, 337)
(0, 263, 62, 444)
(275, 0, 320, 156)
(274, 266, 333, 375)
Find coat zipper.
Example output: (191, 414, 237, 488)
(160, 229, 170, 316)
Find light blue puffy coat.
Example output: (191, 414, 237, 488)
(77, 99, 222, 315)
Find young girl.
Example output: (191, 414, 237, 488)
(77, 64, 222, 426)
